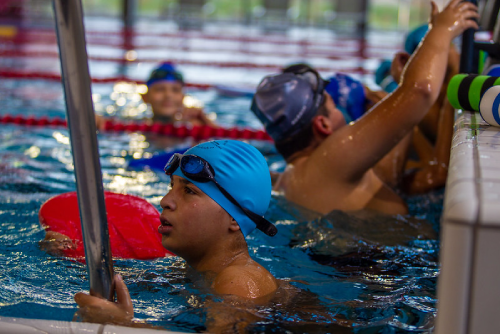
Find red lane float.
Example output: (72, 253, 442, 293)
(1, 32, 388, 59)
(0, 114, 273, 141)
(0, 70, 213, 89)
(39, 191, 172, 260)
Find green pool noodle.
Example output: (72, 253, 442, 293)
(447, 74, 500, 111)
(447, 74, 468, 109)
(469, 75, 491, 111)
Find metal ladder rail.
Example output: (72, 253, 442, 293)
(52, 0, 114, 300)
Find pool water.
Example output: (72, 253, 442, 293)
(0, 78, 443, 333)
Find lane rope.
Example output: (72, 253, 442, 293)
(0, 49, 370, 74)
(0, 69, 214, 89)
(0, 114, 273, 141)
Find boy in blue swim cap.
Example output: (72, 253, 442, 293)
(96, 62, 214, 129)
(73, 140, 278, 331)
(142, 62, 214, 125)
(375, 24, 431, 94)
(250, 0, 478, 214)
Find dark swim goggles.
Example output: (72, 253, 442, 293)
(147, 69, 184, 86)
(164, 153, 277, 237)
(282, 64, 328, 105)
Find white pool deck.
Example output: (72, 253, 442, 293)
(1, 109, 499, 333)
(435, 110, 500, 334)
(0, 316, 183, 333)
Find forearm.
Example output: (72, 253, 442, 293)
(432, 99, 454, 167)
(403, 100, 453, 194)
(399, 25, 453, 105)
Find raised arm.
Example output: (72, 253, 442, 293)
(313, 0, 478, 181)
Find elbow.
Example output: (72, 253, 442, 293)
(401, 79, 436, 107)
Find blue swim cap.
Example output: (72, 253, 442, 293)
(404, 24, 429, 55)
(251, 72, 323, 143)
(324, 73, 366, 122)
(171, 140, 272, 237)
(375, 60, 398, 93)
(146, 62, 184, 87)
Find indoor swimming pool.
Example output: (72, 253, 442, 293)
(3, 0, 500, 332)
(0, 76, 444, 333)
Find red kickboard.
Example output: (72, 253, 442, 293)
(39, 191, 172, 260)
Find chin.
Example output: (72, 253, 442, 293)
(156, 111, 176, 118)
(161, 235, 171, 249)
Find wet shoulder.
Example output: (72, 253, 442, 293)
(213, 261, 278, 299)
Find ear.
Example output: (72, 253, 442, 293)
(228, 217, 241, 232)
(141, 92, 149, 104)
(312, 115, 333, 137)
(390, 51, 411, 84)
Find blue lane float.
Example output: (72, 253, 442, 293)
(127, 146, 190, 171)
(479, 85, 500, 127)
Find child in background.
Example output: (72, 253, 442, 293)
(375, 25, 431, 94)
(96, 62, 215, 130)
(250, 0, 478, 215)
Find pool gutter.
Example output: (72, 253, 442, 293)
(0, 316, 183, 333)
(435, 110, 500, 333)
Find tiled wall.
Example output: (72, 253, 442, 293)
(435, 110, 500, 334)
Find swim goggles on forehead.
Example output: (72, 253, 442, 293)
(147, 68, 184, 85)
(283, 64, 328, 105)
(164, 153, 278, 237)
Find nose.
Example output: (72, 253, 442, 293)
(160, 190, 176, 211)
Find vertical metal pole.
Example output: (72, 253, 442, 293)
(120, 0, 137, 76)
(481, 0, 500, 72)
(460, 0, 479, 73)
(357, 0, 368, 63)
(479, 0, 500, 32)
(123, 0, 137, 29)
(52, 0, 114, 300)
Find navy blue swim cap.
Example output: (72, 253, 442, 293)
(404, 24, 429, 55)
(171, 140, 272, 237)
(324, 73, 366, 122)
(146, 62, 184, 87)
(251, 72, 324, 143)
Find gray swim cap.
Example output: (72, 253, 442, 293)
(250, 72, 325, 143)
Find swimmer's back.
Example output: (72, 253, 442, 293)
(275, 159, 408, 215)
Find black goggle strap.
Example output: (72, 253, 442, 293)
(211, 179, 278, 237)
(284, 66, 326, 94)
(293, 71, 327, 112)
(165, 154, 277, 237)
(300, 72, 325, 114)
